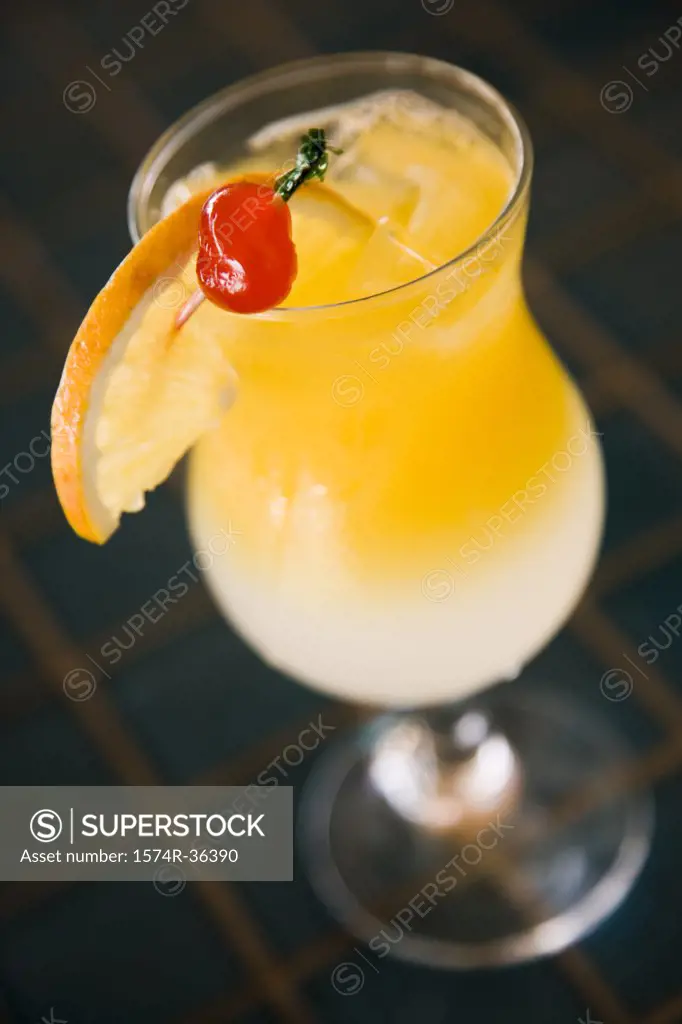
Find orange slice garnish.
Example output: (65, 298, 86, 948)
(50, 186, 235, 542)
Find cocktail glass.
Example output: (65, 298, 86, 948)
(129, 52, 652, 966)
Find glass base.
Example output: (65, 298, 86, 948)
(300, 690, 653, 968)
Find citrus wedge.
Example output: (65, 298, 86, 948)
(52, 178, 430, 544)
(51, 185, 228, 543)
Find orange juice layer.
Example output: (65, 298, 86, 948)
(169, 92, 575, 584)
(188, 296, 575, 583)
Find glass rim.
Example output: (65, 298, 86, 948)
(127, 51, 533, 318)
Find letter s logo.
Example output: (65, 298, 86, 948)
(30, 809, 63, 842)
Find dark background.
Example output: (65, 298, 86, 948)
(2, 0, 682, 1021)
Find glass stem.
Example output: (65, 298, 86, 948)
(367, 705, 523, 834)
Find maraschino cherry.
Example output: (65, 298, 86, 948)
(176, 128, 338, 326)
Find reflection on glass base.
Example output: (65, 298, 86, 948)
(300, 691, 653, 968)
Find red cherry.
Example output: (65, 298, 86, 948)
(196, 181, 297, 314)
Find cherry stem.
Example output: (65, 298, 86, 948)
(273, 127, 341, 203)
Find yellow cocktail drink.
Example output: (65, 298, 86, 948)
(161, 91, 603, 704)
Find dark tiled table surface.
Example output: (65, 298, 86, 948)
(2, 0, 682, 1021)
